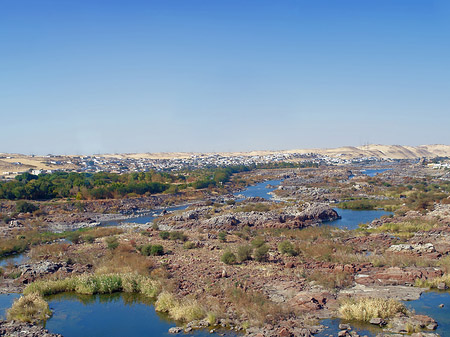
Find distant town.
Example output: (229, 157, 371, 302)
(2, 144, 450, 180)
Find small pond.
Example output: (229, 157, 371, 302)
(361, 169, 390, 177)
(0, 253, 28, 267)
(44, 292, 238, 337)
(329, 208, 393, 230)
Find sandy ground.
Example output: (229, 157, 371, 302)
(103, 144, 450, 160)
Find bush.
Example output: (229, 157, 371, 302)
(339, 297, 407, 322)
(150, 244, 164, 256)
(84, 235, 95, 244)
(218, 231, 227, 242)
(7, 293, 51, 322)
(254, 244, 269, 262)
(139, 244, 164, 256)
(183, 241, 196, 250)
(221, 251, 237, 265)
(16, 201, 39, 213)
(415, 274, 450, 289)
(170, 231, 187, 242)
(278, 241, 296, 256)
(67, 232, 82, 244)
(139, 244, 153, 256)
(159, 231, 170, 240)
(251, 236, 265, 248)
(105, 236, 119, 250)
(237, 244, 253, 262)
(155, 291, 205, 322)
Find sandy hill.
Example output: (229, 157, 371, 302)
(105, 144, 450, 160)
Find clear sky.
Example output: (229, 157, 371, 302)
(1, 0, 449, 155)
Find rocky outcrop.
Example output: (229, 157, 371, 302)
(163, 203, 339, 231)
(387, 243, 436, 254)
(0, 320, 63, 337)
(17, 262, 92, 284)
(355, 267, 443, 286)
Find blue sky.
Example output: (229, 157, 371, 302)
(1, 0, 449, 154)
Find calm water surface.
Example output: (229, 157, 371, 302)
(404, 291, 450, 336)
(44, 293, 238, 337)
(101, 204, 190, 226)
(329, 208, 393, 230)
(0, 293, 20, 320)
(361, 169, 390, 177)
(0, 253, 28, 267)
(234, 179, 282, 201)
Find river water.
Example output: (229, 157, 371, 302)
(44, 293, 237, 337)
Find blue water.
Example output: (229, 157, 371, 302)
(0, 293, 20, 320)
(0, 253, 28, 267)
(361, 169, 390, 177)
(234, 179, 282, 201)
(318, 291, 450, 337)
(328, 208, 393, 230)
(102, 204, 190, 226)
(44, 293, 237, 337)
(316, 319, 379, 337)
(404, 291, 450, 336)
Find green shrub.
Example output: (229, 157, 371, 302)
(139, 244, 153, 256)
(150, 244, 164, 256)
(139, 244, 164, 256)
(105, 236, 119, 250)
(84, 235, 95, 244)
(159, 231, 170, 240)
(254, 244, 269, 262)
(221, 251, 237, 265)
(218, 231, 227, 242)
(67, 232, 82, 244)
(183, 241, 196, 250)
(16, 201, 39, 213)
(278, 241, 296, 256)
(237, 244, 253, 262)
(170, 231, 187, 242)
(251, 236, 265, 248)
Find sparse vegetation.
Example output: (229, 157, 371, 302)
(218, 231, 227, 242)
(7, 292, 51, 323)
(415, 274, 450, 289)
(105, 236, 119, 250)
(221, 250, 237, 265)
(278, 240, 296, 256)
(339, 297, 408, 322)
(237, 244, 253, 262)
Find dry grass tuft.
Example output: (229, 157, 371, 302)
(339, 297, 407, 322)
(155, 291, 205, 322)
(7, 292, 52, 322)
(415, 274, 450, 289)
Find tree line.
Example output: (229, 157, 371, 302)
(0, 161, 318, 201)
